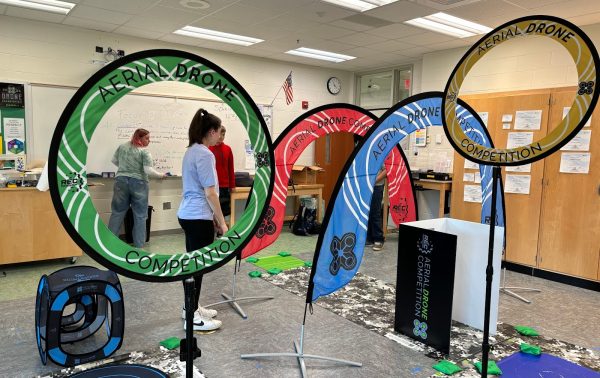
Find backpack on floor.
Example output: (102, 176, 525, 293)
(291, 198, 321, 236)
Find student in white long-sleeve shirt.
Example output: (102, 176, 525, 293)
(108, 128, 166, 248)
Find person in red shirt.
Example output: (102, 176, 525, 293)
(209, 126, 235, 218)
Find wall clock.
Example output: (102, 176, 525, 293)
(327, 77, 341, 95)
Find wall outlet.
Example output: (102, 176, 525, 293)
(162, 201, 171, 210)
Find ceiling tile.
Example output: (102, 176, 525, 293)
(397, 30, 457, 45)
(499, 0, 567, 9)
(290, 2, 358, 24)
(257, 14, 322, 33)
(395, 44, 436, 58)
(448, 1, 524, 22)
(333, 32, 388, 46)
(62, 16, 120, 32)
(209, 3, 288, 25)
(364, 0, 436, 23)
(67, 5, 132, 25)
(339, 46, 381, 58)
(329, 18, 376, 31)
(535, 0, 600, 18)
(186, 17, 268, 39)
(5, 6, 66, 23)
(113, 26, 167, 40)
(158, 0, 237, 15)
(296, 24, 354, 40)
(426, 38, 473, 50)
(238, 0, 313, 13)
(123, 5, 203, 32)
(81, 0, 156, 15)
(368, 39, 419, 52)
(364, 22, 423, 38)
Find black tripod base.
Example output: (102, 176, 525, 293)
(179, 337, 201, 361)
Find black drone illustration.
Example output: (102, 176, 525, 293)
(256, 206, 276, 238)
(255, 152, 269, 168)
(329, 232, 357, 276)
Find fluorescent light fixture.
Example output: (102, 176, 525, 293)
(405, 12, 492, 38)
(285, 47, 356, 63)
(174, 26, 263, 46)
(0, 0, 75, 14)
(321, 0, 399, 12)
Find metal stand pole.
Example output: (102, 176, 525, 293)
(241, 304, 362, 377)
(499, 265, 540, 304)
(181, 277, 201, 378)
(481, 166, 500, 377)
(204, 258, 274, 319)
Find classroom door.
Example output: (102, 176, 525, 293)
(537, 90, 600, 280)
(314, 132, 356, 206)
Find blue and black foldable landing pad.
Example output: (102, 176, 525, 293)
(69, 364, 167, 378)
(497, 352, 600, 377)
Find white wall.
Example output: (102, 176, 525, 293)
(0, 15, 355, 167)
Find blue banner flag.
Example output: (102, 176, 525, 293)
(306, 92, 505, 303)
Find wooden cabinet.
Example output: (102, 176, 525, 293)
(451, 87, 599, 282)
(0, 188, 81, 265)
(537, 90, 600, 280)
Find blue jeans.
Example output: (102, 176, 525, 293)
(108, 176, 149, 248)
(367, 185, 384, 243)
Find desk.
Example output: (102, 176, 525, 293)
(0, 188, 81, 264)
(229, 184, 323, 227)
(414, 179, 452, 218)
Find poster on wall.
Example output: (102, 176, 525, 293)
(3, 117, 25, 154)
(0, 83, 27, 155)
(0, 83, 24, 108)
(395, 224, 457, 354)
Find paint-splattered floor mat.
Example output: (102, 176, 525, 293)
(261, 266, 600, 377)
(39, 347, 205, 378)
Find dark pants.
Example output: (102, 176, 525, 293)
(219, 188, 231, 217)
(178, 218, 214, 310)
(367, 185, 384, 243)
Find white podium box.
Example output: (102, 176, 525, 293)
(401, 218, 504, 334)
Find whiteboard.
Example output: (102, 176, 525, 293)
(30, 84, 272, 176)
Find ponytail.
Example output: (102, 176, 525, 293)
(188, 108, 222, 146)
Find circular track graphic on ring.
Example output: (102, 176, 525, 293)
(48, 49, 274, 282)
(442, 15, 599, 166)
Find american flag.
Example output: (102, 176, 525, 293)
(282, 71, 293, 105)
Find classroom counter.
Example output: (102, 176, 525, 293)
(0, 188, 81, 265)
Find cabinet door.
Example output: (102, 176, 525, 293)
(454, 93, 550, 267)
(537, 90, 600, 280)
(493, 94, 550, 267)
(451, 97, 497, 223)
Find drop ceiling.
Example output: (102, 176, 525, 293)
(2, 0, 600, 72)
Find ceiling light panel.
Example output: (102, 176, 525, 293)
(321, 0, 400, 12)
(174, 26, 263, 46)
(285, 47, 356, 63)
(0, 0, 75, 14)
(405, 12, 491, 38)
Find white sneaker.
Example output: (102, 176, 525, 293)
(182, 306, 218, 320)
(183, 316, 222, 331)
